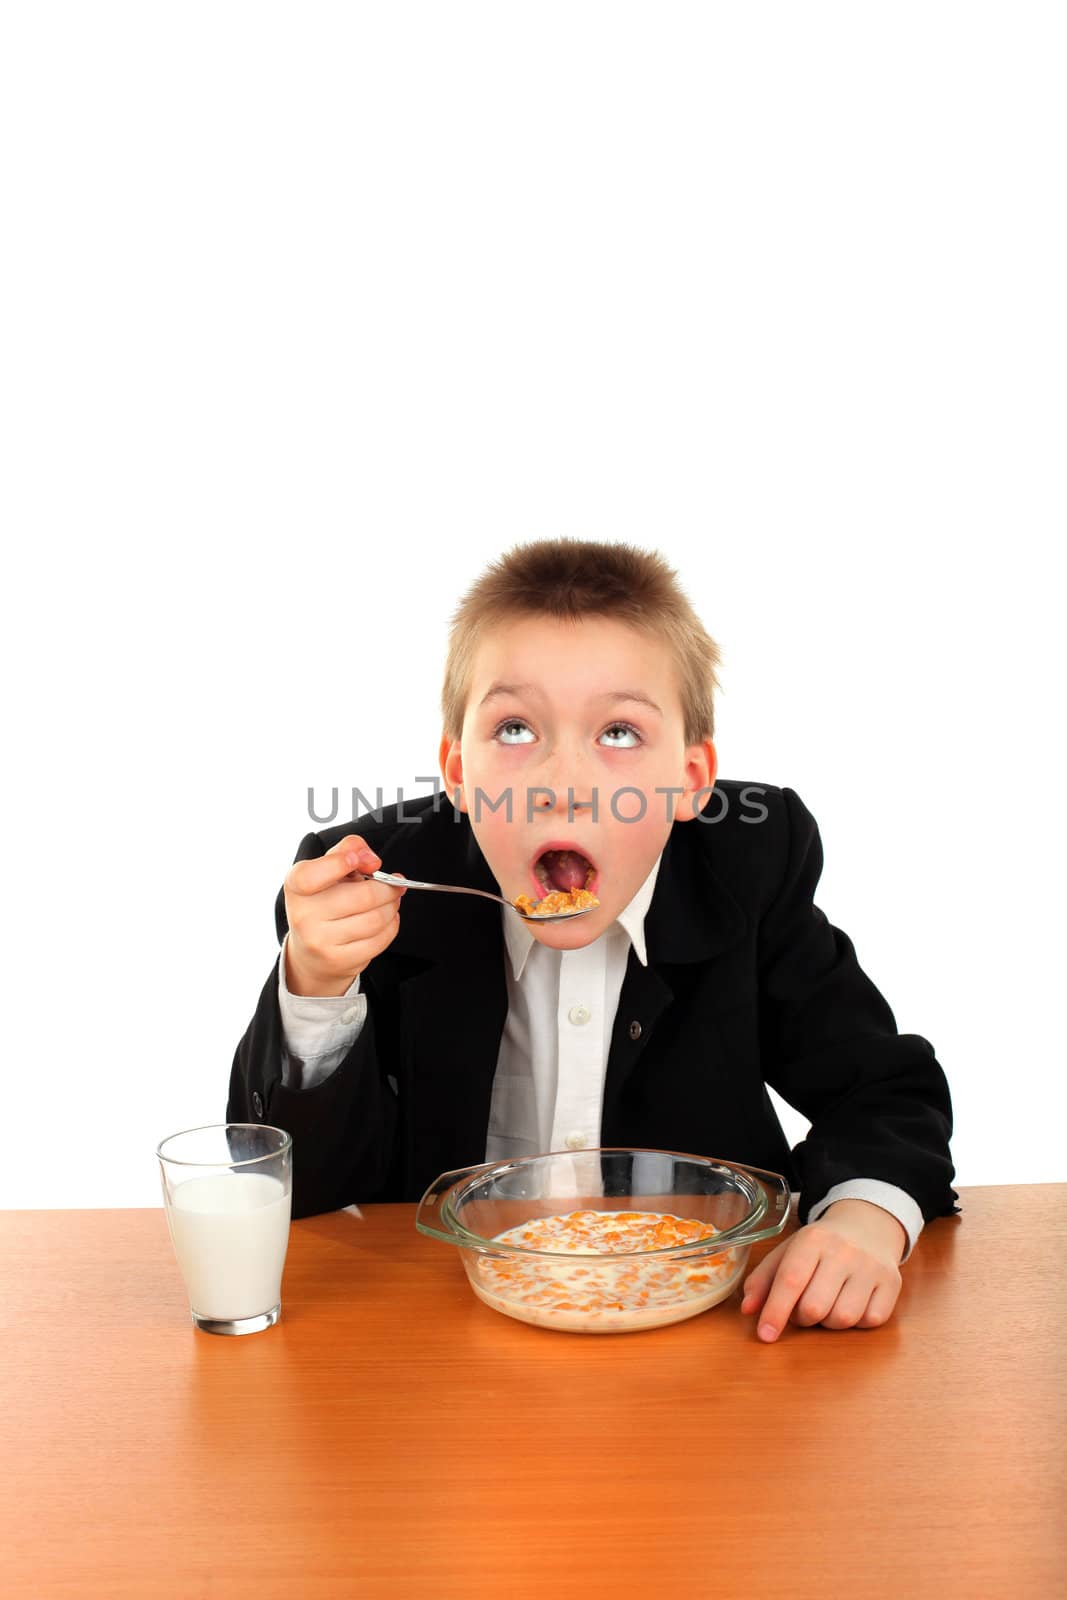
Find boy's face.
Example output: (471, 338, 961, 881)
(439, 615, 717, 950)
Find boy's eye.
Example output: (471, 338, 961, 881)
(600, 723, 641, 748)
(495, 719, 536, 745)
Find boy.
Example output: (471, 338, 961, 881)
(228, 538, 957, 1341)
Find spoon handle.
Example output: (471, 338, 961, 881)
(363, 869, 508, 906)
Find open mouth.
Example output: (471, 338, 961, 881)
(531, 844, 599, 899)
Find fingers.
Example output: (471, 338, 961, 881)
(287, 836, 384, 898)
(749, 1236, 823, 1342)
(790, 1254, 863, 1331)
(330, 894, 405, 948)
(739, 1240, 786, 1316)
(282, 835, 407, 994)
(856, 1277, 901, 1330)
(285, 839, 406, 920)
(740, 1231, 901, 1341)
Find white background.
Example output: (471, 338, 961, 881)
(2, 3, 1063, 1208)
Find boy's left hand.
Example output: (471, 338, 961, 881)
(739, 1199, 906, 1341)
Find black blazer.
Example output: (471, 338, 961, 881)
(228, 781, 958, 1225)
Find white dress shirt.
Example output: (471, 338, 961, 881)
(277, 858, 924, 1260)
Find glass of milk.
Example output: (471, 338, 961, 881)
(156, 1123, 293, 1336)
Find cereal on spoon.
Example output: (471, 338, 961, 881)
(513, 886, 600, 918)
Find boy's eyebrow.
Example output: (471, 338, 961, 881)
(479, 682, 663, 716)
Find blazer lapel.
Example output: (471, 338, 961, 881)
(383, 806, 509, 1184)
(602, 825, 748, 1130)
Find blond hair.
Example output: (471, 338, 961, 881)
(441, 538, 722, 743)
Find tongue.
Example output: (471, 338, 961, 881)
(543, 850, 590, 892)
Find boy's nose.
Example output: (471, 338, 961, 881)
(531, 744, 598, 814)
(531, 786, 596, 813)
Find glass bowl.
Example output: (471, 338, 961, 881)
(416, 1148, 790, 1334)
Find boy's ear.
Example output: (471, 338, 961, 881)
(676, 740, 718, 822)
(439, 733, 468, 814)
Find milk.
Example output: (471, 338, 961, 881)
(165, 1172, 291, 1320)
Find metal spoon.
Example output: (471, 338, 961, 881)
(359, 869, 597, 923)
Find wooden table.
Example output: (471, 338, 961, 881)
(1, 1185, 1064, 1599)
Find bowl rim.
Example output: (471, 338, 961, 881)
(435, 1146, 772, 1261)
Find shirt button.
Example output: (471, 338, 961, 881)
(564, 1132, 587, 1151)
(629, 1020, 642, 1040)
(341, 1006, 361, 1024)
(252, 1091, 264, 1117)
(568, 1004, 591, 1026)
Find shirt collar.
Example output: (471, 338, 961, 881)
(502, 852, 663, 981)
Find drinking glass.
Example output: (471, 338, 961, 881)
(156, 1123, 293, 1336)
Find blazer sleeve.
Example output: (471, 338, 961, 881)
(757, 787, 959, 1226)
(226, 832, 400, 1218)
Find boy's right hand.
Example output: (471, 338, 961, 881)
(283, 836, 407, 997)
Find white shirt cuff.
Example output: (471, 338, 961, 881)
(277, 934, 368, 1090)
(805, 1179, 924, 1263)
